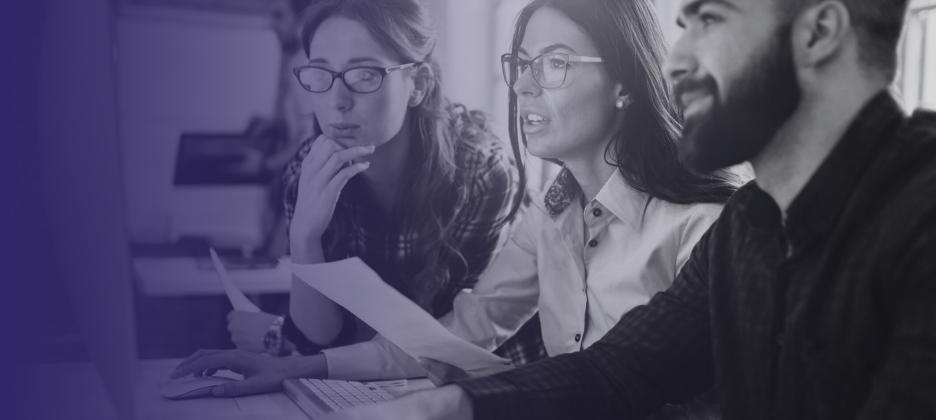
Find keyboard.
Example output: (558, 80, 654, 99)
(298, 378, 395, 411)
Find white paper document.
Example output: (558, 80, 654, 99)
(287, 258, 511, 372)
(209, 248, 260, 312)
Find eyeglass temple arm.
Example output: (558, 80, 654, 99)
(568, 56, 603, 63)
(385, 62, 420, 73)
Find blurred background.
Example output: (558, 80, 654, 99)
(17, 0, 936, 364)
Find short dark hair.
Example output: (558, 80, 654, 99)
(779, 0, 909, 79)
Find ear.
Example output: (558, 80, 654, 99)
(792, 1, 851, 69)
(409, 63, 434, 107)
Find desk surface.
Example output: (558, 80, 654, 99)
(22, 359, 308, 420)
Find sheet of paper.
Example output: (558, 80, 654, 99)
(287, 258, 510, 372)
(209, 248, 260, 312)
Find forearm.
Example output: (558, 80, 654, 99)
(288, 274, 344, 344)
(280, 353, 329, 379)
(457, 326, 679, 420)
(290, 237, 326, 264)
(322, 336, 427, 381)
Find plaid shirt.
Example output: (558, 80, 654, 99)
(459, 94, 936, 420)
(283, 128, 546, 366)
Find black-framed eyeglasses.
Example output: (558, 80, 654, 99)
(292, 62, 420, 94)
(501, 52, 603, 89)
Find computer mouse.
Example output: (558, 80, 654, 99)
(160, 374, 239, 400)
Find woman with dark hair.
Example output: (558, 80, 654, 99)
(170, 0, 538, 396)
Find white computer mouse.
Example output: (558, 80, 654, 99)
(160, 374, 239, 400)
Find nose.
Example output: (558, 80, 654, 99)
(663, 33, 697, 86)
(512, 65, 541, 97)
(329, 78, 354, 112)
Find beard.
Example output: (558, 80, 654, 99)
(676, 24, 802, 173)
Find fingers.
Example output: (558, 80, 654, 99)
(320, 145, 375, 177)
(301, 135, 342, 174)
(171, 350, 234, 379)
(171, 349, 224, 378)
(300, 136, 373, 189)
(418, 357, 469, 386)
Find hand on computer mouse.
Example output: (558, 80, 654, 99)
(169, 349, 294, 397)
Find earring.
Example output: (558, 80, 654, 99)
(615, 95, 632, 110)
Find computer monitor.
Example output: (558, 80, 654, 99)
(38, 0, 139, 418)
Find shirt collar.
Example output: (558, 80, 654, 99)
(541, 166, 650, 230)
(783, 92, 904, 241)
(594, 170, 652, 231)
(543, 166, 581, 217)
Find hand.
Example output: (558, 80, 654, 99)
(320, 385, 474, 420)
(170, 349, 312, 397)
(418, 357, 515, 386)
(226, 310, 281, 354)
(290, 136, 374, 262)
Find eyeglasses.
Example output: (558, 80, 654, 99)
(292, 62, 420, 94)
(501, 52, 603, 89)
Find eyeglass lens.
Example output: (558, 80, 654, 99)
(502, 53, 570, 89)
(296, 67, 384, 93)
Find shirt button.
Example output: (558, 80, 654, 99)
(574, 333, 582, 342)
(592, 208, 602, 217)
(588, 239, 599, 248)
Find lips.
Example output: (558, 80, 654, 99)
(329, 122, 360, 130)
(674, 77, 718, 118)
(680, 91, 714, 120)
(519, 108, 551, 135)
(327, 122, 361, 138)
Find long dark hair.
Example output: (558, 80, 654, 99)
(508, 0, 738, 204)
(297, 0, 504, 310)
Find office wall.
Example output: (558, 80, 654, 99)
(115, 7, 279, 243)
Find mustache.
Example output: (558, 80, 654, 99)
(672, 76, 718, 104)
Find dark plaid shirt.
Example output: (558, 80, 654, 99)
(460, 93, 936, 420)
(283, 129, 546, 365)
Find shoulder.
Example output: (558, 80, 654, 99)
(448, 104, 512, 175)
(876, 109, 936, 221)
(448, 106, 516, 194)
(649, 199, 724, 226)
(645, 198, 724, 246)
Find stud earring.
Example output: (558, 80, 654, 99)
(615, 95, 632, 110)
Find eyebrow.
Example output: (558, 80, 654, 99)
(306, 57, 385, 66)
(676, 0, 740, 28)
(518, 43, 577, 57)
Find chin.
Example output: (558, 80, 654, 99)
(524, 140, 558, 161)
